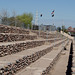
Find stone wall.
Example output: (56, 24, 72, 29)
(0, 33, 37, 42)
(0, 24, 29, 34)
(31, 30, 47, 35)
(0, 39, 62, 57)
(31, 30, 63, 39)
(0, 40, 45, 57)
(0, 39, 66, 75)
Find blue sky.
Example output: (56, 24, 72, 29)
(0, 0, 75, 28)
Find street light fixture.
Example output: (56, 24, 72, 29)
(39, 14, 42, 36)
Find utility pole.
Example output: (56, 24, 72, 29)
(35, 11, 39, 35)
(40, 14, 43, 36)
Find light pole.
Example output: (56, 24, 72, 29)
(39, 14, 42, 36)
(51, 10, 55, 46)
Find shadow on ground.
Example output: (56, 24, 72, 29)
(66, 42, 73, 75)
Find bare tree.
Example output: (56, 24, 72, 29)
(1, 9, 10, 25)
(12, 10, 17, 27)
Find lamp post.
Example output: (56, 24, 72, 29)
(39, 14, 42, 36)
(51, 10, 55, 46)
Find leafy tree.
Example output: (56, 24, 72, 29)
(8, 17, 22, 27)
(16, 13, 33, 28)
(62, 25, 68, 33)
(62, 25, 65, 31)
(0, 9, 33, 28)
(8, 17, 15, 26)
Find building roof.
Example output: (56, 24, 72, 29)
(67, 26, 74, 30)
(67, 26, 75, 32)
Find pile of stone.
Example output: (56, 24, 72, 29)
(0, 24, 29, 34)
(0, 33, 37, 42)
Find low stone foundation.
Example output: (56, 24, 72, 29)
(31, 30, 63, 39)
(0, 24, 29, 34)
(0, 38, 62, 57)
(0, 39, 67, 75)
(0, 40, 45, 57)
(0, 33, 37, 42)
